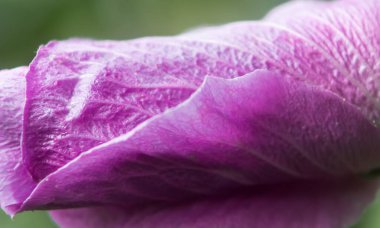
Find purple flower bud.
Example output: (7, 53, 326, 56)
(1, 0, 380, 227)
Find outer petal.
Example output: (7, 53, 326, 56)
(17, 71, 380, 215)
(50, 179, 379, 228)
(0, 67, 36, 215)
(22, 38, 261, 180)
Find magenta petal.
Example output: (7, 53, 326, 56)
(0, 67, 36, 215)
(22, 39, 261, 181)
(183, 0, 380, 124)
(265, 0, 380, 122)
(21, 0, 380, 184)
(1, 2, 380, 226)
(50, 179, 379, 228)
(17, 71, 380, 216)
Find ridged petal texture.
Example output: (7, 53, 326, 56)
(0, 67, 36, 215)
(1, 0, 380, 228)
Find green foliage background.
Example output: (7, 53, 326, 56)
(0, 0, 378, 227)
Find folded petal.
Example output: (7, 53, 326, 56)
(2, 1, 379, 227)
(50, 179, 379, 228)
(22, 0, 380, 184)
(0, 67, 36, 215)
(22, 38, 262, 181)
(17, 71, 380, 216)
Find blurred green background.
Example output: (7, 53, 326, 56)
(0, 0, 379, 227)
(0, 0, 287, 69)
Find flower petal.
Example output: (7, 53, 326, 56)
(22, 38, 262, 181)
(22, 0, 380, 183)
(0, 67, 36, 215)
(18, 70, 380, 214)
(265, 0, 380, 123)
(50, 179, 379, 228)
(2, 2, 380, 226)
(183, 0, 380, 124)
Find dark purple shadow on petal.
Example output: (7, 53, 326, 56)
(50, 178, 379, 228)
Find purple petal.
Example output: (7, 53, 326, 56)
(0, 0, 379, 227)
(184, 0, 380, 124)
(0, 67, 36, 215)
(22, 0, 380, 183)
(17, 71, 380, 223)
(50, 177, 379, 228)
(265, 0, 380, 123)
(22, 39, 261, 181)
